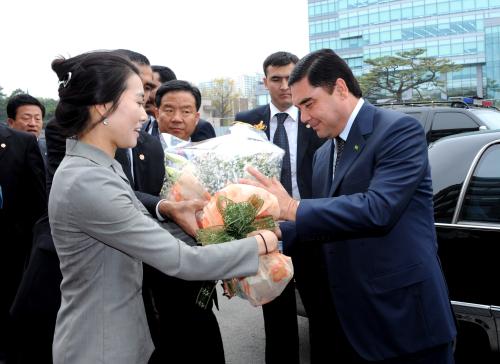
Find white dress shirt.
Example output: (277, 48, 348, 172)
(333, 98, 365, 181)
(269, 103, 300, 199)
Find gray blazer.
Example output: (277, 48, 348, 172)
(49, 139, 259, 364)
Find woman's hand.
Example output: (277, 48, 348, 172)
(248, 229, 278, 255)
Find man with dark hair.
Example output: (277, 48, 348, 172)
(7, 93, 47, 161)
(143, 65, 216, 141)
(147, 78, 225, 363)
(246, 48, 457, 363)
(152, 65, 177, 84)
(7, 94, 45, 138)
(235, 51, 325, 364)
(154, 80, 202, 142)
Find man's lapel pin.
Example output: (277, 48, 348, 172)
(354, 144, 360, 152)
(1, 143, 6, 149)
(139, 154, 145, 161)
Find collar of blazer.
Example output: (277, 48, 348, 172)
(65, 139, 128, 182)
(328, 101, 375, 196)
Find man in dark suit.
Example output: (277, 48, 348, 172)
(246, 49, 457, 363)
(0, 124, 46, 363)
(149, 79, 224, 364)
(235, 51, 325, 364)
(6, 93, 47, 164)
(143, 65, 216, 141)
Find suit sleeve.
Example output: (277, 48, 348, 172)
(25, 134, 47, 224)
(134, 191, 161, 216)
(296, 116, 429, 241)
(67, 168, 259, 281)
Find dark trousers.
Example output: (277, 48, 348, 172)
(293, 245, 335, 363)
(145, 269, 225, 364)
(262, 279, 300, 364)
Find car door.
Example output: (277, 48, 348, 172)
(435, 140, 500, 352)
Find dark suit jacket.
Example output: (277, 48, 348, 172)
(235, 105, 324, 199)
(115, 131, 165, 215)
(191, 119, 216, 142)
(281, 102, 456, 361)
(0, 125, 46, 345)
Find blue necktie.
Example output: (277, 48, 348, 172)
(332, 136, 345, 182)
(273, 113, 293, 195)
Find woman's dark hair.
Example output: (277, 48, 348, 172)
(51, 50, 139, 137)
(155, 80, 201, 111)
(288, 49, 362, 98)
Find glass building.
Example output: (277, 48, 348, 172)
(308, 0, 500, 100)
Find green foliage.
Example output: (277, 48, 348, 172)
(0, 85, 58, 126)
(358, 48, 462, 102)
(196, 195, 275, 244)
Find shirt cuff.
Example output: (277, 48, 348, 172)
(155, 199, 166, 221)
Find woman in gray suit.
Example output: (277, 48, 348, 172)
(48, 51, 278, 364)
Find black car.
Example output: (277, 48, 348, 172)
(429, 130, 500, 361)
(379, 101, 500, 143)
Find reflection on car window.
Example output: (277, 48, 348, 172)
(460, 144, 500, 223)
(430, 112, 480, 142)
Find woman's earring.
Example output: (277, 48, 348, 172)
(103, 118, 109, 126)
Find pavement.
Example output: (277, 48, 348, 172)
(214, 285, 311, 364)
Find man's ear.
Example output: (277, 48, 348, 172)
(335, 78, 349, 97)
(153, 106, 159, 119)
(194, 112, 200, 126)
(263, 76, 269, 90)
(6, 118, 15, 127)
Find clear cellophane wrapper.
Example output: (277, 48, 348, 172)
(158, 124, 293, 306)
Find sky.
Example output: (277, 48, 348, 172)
(0, 0, 309, 99)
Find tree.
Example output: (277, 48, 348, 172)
(10, 88, 27, 97)
(0, 86, 6, 123)
(201, 78, 239, 124)
(358, 48, 462, 102)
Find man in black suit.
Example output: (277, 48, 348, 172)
(148, 79, 224, 364)
(6, 94, 47, 164)
(143, 65, 216, 141)
(0, 124, 46, 363)
(235, 51, 325, 364)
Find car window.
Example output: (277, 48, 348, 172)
(429, 112, 480, 142)
(469, 109, 500, 130)
(459, 143, 500, 224)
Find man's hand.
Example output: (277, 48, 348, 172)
(240, 166, 298, 221)
(158, 199, 206, 237)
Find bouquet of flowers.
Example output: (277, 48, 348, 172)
(196, 184, 294, 307)
(159, 123, 285, 200)
(159, 124, 294, 307)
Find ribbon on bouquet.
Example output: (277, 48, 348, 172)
(195, 194, 276, 309)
